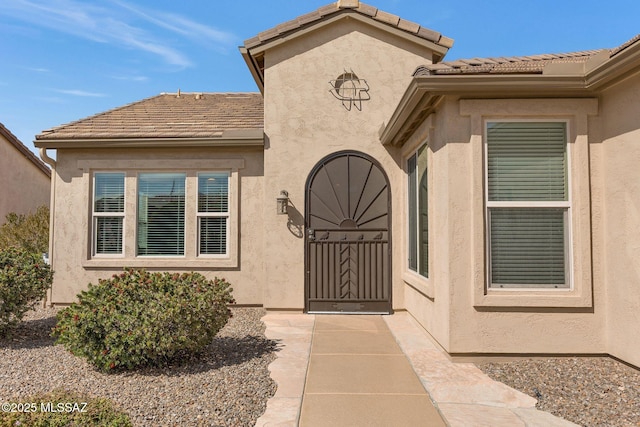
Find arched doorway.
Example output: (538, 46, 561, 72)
(305, 151, 392, 313)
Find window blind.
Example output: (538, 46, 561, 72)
(418, 145, 428, 278)
(198, 173, 229, 255)
(137, 173, 185, 256)
(490, 209, 566, 286)
(487, 122, 566, 201)
(487, 122, 568, 288)
(94, 173, 124, 255)
(407, 155, 417, 271)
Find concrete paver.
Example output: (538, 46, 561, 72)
(299, 315, 446, 427)
(256, 311, 580, 427)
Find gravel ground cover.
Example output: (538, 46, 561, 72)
(476, 357, 640, 427)
(0, 306, 277, 426)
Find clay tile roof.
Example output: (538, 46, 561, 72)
(243, 1, 453, 50)
(611, 33, 640, 57)
(414, 49, 605, 76)
(36, 93, 264, 141)
(0, 122, 50, 177)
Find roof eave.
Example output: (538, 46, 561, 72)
(587, 38, 640, 90)
(380, 74, 592, 147)
(239, 47, 265, 95)
(0, 123, 51, 177)
(34, 130, 265, 149)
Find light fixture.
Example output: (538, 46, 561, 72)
(276, 190, 289, 215)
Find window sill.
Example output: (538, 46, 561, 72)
(82, 257, 238, 270)
(403, 271, 433, 299)
(474, 288, 592, 308)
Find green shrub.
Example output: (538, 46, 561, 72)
(0, 206, 49, 254)
(0, 389, 132, 427)
(0, 247, 53, 337)
(53, 269, 234, 371)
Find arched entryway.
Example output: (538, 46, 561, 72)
(305, 151, 392, 314)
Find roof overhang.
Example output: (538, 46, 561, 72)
(381, 35, 640, 148)
(34, 129, 265, 149)
(380, 74, 595, 147)
(586, 36, 640, 90)
(241, 10, 452, 95)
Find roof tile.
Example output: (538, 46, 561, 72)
(416, 27, 441, 43)
(297, 10, 322, 26)
(414, 49, 605, 76)
(397, 18, 420, 34)
(36, 93, 264, 141)
(355, 3, 378, 17)
(317, 4, 339, 16)
(373, 10, 400, 26)
(242, 2, 451, 51)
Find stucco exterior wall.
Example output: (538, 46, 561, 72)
(260, 18, 436, 310)
(598, 73, 640, 367)
(0, 134, 50, 223)
(48, 147, 264, 305)
(402, 96, 607, 356)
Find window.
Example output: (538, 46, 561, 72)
(93, 173, 125, 255)
(137, 173, 186, 256)
(408, 144, 428, 278)
(486, 122, 569, 288)
(198, 172, 229, 255)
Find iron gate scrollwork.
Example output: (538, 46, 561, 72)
(305, 151, 392, 314)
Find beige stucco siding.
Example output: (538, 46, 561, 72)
(48, 147, 264, 305)
(401, 96, 607, 355)
(0, 136, 50, 223)
(599, 73, 640, 367)
(260, 19, 436, 309)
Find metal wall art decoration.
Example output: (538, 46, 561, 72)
(329, 70, 370, 111)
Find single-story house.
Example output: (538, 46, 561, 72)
(35, 1, 640, 369)
(0, 122, 50, 223)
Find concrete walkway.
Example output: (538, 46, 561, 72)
(255, 312, 579, 427)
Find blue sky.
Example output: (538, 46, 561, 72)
(1, 0, 638, 154)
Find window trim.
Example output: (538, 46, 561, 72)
(80, 158, 243, 269)
(196, 171, 230, 258)
(484, 119, 573, 290)
(91, 172, 125, 258)
(460, 98, 596, 308)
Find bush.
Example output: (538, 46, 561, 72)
(0, 389, 132, 427)
(0, 205, 49, 254)
(0, 247, 53, 337)
(52, 269, 234, 371)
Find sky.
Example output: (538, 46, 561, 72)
(1, 0, 639, 156)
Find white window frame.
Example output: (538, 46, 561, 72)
(196, 171, 230, 258)
(92, 172, 125, 257)
(484, 119, 573, 290)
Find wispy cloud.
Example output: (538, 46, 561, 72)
(0, 0, 236, 68)
(25, 67, 50, 73)
(112, 0, 235, 47)
(54, 89, 108, 97)
(110, 74, 149, 82)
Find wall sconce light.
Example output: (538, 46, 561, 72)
(277, 190, 289, 215)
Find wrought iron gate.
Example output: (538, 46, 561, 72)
(305, 151, 392, 313)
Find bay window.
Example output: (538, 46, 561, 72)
(486, 121, 569, 288)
